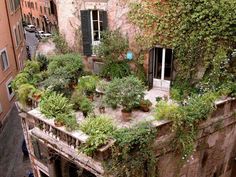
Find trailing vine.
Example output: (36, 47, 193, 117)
(104, 122, 157, 177)
(128, 0, 236, 92)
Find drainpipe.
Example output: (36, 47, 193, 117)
(4, 0, 19, 71)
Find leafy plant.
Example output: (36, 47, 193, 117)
(79, 97, 93, 116)
(78, 75, 99, 95)
(104, 76, 145, 112)
(70, 89, 85, 110)
(80, 115, 115, 155)
(16, 84, 36, 106)
(52, 31, 70, 54)
(12, 72, 30, 91)
(39, 91, 73, 119)
(155, 101, 179, 121)
(36, 53, 48, 71)
(100, 60, 131, 79)
(23, 60, 40, 76)
(106, 122, 157, 177)
(95, 30, 129, 63)
(56, 113, 78, 131)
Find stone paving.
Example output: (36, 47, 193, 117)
(0, 105, 32, 177)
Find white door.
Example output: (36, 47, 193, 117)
(152, 48, 173, 90)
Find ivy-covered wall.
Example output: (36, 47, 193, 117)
(154, 98, 236, 177)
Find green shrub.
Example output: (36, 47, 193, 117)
(104, 76, 145, 112)
(39, 91, 73, 119)
(23, 60, 40, 76)
(70, 89, 85, 110)
(52, 31, 70, 54)
(56, 113, 78, 131)
(80, 115, 115, 155)
(12, 72, 30, 90)
(107, 122, 157, 176)
(95, 30, 129, 62)
(79, 97, 93, 116)
(101, 60, 131, 79)
(78, 75, 99, 95)
(16, 84, 36, 106)
(155, 101, 180, 120)
(36, 54, 48, 71)
(48, 53, 83, 80)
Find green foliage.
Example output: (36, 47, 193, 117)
(104, 76, 145, 112)
(47, 53, 83, 79)
(56, 113, 78, 131)
(78, 75, 99, 95)
(105, 122, 157, 177)
(12, 72, 30, 91)
(70, 89, 85, 110)
(80, 115, 115, 155)
(95, 30, 129, 62)
(16, 84, 36, 106)
(36, 54, 48, 71)
(44, 53, 83, 92)
(154, 92, 219, 157)
(79, 97, 93, 115)
(23, 60, 40, 76)
(129, 0, 236, 93)
(39, 91, 73, 119)
(101, 60, 131, 79)
(52, 31, 70, 54)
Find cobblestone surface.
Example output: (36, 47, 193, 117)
(0, 106, 32, 177)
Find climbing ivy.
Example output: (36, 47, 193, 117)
(129, 0, 236, 91)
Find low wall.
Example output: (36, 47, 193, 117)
(154, 98, 236, 177)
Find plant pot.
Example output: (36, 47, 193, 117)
(83, 112, 88, 117)
(87, 94, 94, 101)
(121, 109, 132, 121)
(54, 119, 64, 127)
(140, 106, 150, 112)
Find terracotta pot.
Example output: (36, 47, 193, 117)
(140, 106, 150, 112)
(54, 119, 64, 127)
(87, 94, 94, 101)
(121, 109, 132, 121)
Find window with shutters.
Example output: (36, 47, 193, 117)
(14, 27, 19, 46)
(0, 49, 9, 71)
(6, 77, 14, 100)
(81, 10, 107, 56)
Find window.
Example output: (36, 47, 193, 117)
(6, 78, 14, 100)
(9, 0, 14, 12)
(13, 0, 20, 10)
(0, 50, 9, 71)
(40, 6, 42, 13)
(31, 2, 34, 9)
(25, 1, 27, 7)
(44, 7, 47, 14)
(0, 103, 2, 113)
(35, 2, 37, 10)
(28, 2, 30, 8)
(14, 27, 19, 46)
(18, 24, 22, 41)
(80, 10, 107, 56)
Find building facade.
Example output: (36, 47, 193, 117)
(0, 0, 26, 128)
(56, 0, 174, 91)
(21, 0, 58, 32)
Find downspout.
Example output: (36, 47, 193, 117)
(4, 0, 19, 71)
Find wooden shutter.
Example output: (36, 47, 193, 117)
(99, 10, 108, 30)
(148, 48, 154, 90)
(81, 10, 92, 56)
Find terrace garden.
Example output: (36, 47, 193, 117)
(14, 2, 236, 172)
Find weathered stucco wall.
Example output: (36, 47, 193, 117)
(56, 0, 140, 53)
(154, 98, 236, 177)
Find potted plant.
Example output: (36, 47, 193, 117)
(79, 97, 93, 117)
(139, 99, 152, 112)
(79, 75, 99, 101)
(16, 83, 36, 106)
(104, 76, 145, 121)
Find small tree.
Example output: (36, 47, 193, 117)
(104, 76, 145, 112)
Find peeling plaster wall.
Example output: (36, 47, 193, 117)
(56, 0, 140, 53)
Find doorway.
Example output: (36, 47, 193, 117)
(148, 47, 173, 90)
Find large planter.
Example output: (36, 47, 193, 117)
(121, 109, 132, 121)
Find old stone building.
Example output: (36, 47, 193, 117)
(56, 0, 173, 91)
(21, 0, 58, 32)
(0, 0, 26, 130)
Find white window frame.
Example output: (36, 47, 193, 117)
(90, 10, 102, 44)
(13, 26, 19, 47)
(6, 77, 14, 101)
(0, 48, 10, 71)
